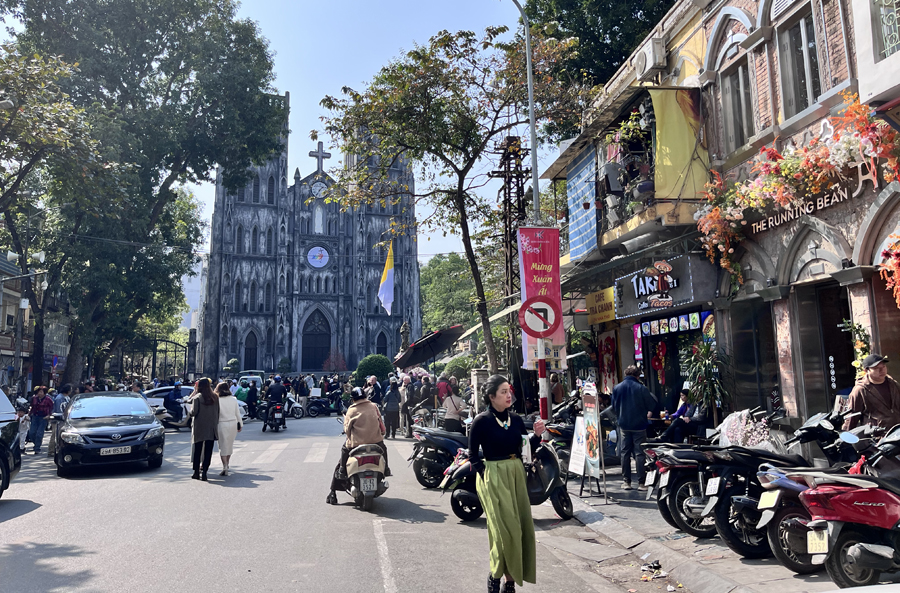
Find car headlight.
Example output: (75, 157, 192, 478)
(60, 431, 85, 444)
(145, 426, 165, 439)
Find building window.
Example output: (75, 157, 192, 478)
(267, 176, 275, 205)
(287, 272, 293, 293)
(250, 281, 258, 312)
(265, 282, 273, 312)
(376, 332, 388, 356)
(279, 275, 285, 293)
(874, 0, 900, 60)
(237, 187, 245, 202)
(251, 227, 259, 255)
(253, 177, 260, 203)
(234, 281, 242, 312)
(722, 61, 755, 153)
(230, 327, 238, 352)
(266, 228, 274, 256)
(266, 327, 274, 354)
(235, 226, 244, 254)
(316, 277, 322, 293)
(314, 206, 324, 234)
(779, 13, 822, 118)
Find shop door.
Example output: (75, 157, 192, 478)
(794, 283, 855, 416)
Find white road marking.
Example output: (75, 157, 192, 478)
(251, 442, 289, 464)
(373, 519, 398, 593)
(304, 442, 329, 463)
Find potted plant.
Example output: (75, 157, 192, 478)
(683, 340, 729, 426)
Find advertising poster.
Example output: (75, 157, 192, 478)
(582, 382, 600, 478)
(568, 416, 587, 476)
(518, 227, 567, 370)
(598, 330, 618, 394)
(633, 324, 643, 362)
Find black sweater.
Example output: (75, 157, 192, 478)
(468, 407, 538, 461)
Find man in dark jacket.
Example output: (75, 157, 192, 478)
(366, 375, 384, 406)
(382, 378, 403, 439)
(265, 376, 288, 429)
(843, 354, 900, 430)
(247, 380, 259, 421)
(611, 365, 657, 490)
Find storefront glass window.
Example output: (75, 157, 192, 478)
(729, 299, 779, 412)
(872, 274, 900, 379)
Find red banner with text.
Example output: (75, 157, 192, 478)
(517, 227, 566, 371)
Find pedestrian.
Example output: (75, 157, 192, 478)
(131, 381, 146, 399)
(230, 379, 238, 395)
(420, 376, 434, 409)
(189, 378, 219, 481)
(27, 386, 53, 454)
(399, 374, 414, 437)
(442, 384, 466, 433)
(306, 373, 315, 393)
(468, 375, 544, 592)
(550, 373, 564, 405)
(246, 380, 259, 420)
(436, 372, 451, 403)
(47, 383, 72, 457)
(214, 381, 242, 476)
(382, 378, 402, 439)
(611, 365, 657, 490)
(366, 375, 383, 406)
(654, 389, 695, 443)
(843, 353, 900, 430)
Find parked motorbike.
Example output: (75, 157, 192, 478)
(409, 425, 467, 488)
(440, 441, 574, 522)
(307, 392, 345, 417)
(154, 399, 191, 430)
(285, 395, 305, 419)
(795, 425, 900, 588)
(262, 402, 285, 432)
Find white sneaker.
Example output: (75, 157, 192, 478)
(622, 481, 633, 490)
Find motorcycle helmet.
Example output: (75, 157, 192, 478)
(274, 375, 282, 382)
(174, 380, 182, 387)
(351, 387, 367, 400)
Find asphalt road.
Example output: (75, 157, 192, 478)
(0, 415, 635, 593)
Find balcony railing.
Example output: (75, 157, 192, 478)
(876, 0, 900, 59)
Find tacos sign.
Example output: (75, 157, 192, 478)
(615, 255, 717, 319)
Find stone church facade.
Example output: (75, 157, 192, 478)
(201, 93, 421, 375)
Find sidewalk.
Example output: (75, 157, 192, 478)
(564, 464, 857, 593)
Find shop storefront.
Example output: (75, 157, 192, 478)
(613, 254, 718, 411)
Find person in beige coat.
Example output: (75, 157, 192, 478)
(215, 382, 243, 476)
(326, 387, 388, 504)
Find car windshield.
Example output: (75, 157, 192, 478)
(69, 395, 152, 419)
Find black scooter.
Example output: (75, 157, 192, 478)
(307, 390, 346, 417)
(409, 425, 468, 488)
(440, 441, 574, 522)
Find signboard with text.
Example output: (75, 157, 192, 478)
(614, 254, 717, 319)
(586, 287, 615, 325)
(518, 227, 567, 370)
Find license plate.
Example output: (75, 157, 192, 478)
(100, 446, 131, 456)
(660, 471, 670, 488)
(758, 490, 781, 509)
(274, 413, 283, 418)
(807, 530, 829, 554)
(645, 470, 657, 486)
(361, 477, 377, 492)
(705, 476, 721, 496)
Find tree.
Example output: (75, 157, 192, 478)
(323, 349, 348, 372)
(318, 27, 590, 373)
(277, 357, 293, 375)
(419, 253, 479, 333)
(223, 358, 240, 374)
(354, 354, 394, 387)
(444, 354, 475, 381)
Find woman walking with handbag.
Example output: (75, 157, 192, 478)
(215, 381, 242, 476)
(189, 378, 219, 481)
(468, 375, 545, 593)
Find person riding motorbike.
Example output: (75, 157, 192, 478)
(164, 380, 184, 422)
(326, 387, 390, 505)
(264, 376, 288, 429)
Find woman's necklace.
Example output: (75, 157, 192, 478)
(493, 410, 510, 430)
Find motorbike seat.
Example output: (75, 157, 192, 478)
(731, 446, 809, 468)
(427, 429, 468, 446)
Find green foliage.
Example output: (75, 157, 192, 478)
(354, 354, 394, 387)
(277, 357, 293, 375)
(223, 358, 239, 373)
(420, 253, 478, 333)
(444, 354, 475, 381)
(683, 340, 730, 425)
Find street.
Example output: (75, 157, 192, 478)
(0, 417, 649, 593)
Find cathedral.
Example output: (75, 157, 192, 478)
(200, 93, 422, 376)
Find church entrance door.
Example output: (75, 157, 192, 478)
(302, 310, 331, 371)
(244, 332, 258, 371)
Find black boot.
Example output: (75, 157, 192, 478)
(200, 470, 208, 481)
(502, 580, 516, 593)
(487, 574, 501, 593)
(191, 471, 199, 480)
(326, 491, 337, 505)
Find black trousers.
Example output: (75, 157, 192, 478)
(330, 442, 389, 492)
(192, 440, 214, 474)
(401, 403, 413, 435)
(384, 411, 400, 438)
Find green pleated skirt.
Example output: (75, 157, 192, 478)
(475, 458, 537, 585)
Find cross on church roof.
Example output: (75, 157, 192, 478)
(309, 141, 332, 173)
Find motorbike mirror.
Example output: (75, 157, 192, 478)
(839, 431, 860, 444)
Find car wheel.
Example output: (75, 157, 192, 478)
(148, 456, 163, 469)
(56, 464, 70, 478)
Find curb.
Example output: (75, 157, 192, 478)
(570, 495, 757, 593)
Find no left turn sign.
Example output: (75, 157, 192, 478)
(518, 297, 562, 339)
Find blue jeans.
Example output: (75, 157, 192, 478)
(620, 429, 647, 484)
(28, 415, 47, 453)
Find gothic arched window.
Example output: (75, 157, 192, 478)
(267, 176, 275, 205)
(266, 326, 274, 354)
(287, 272, 293, 294)
(367, 234, 374, 262)
(266, 228, 273, 256)
(264, 282, 273, 312)
(234, 280, 242, 312)
(287, 242, 293, 256)
(231, 327, 238, 352)
(250, 281, 258, 311)
(237, 187, 245, 202)
(376, 332, 388, 357)
(316, 277, 322, 293)
(253, 177, 260, 203)
(235, 226, 244, 254)
(251, 227, 259, 255)
(314, 206, 324, 234)
(279, 275, 285, 293)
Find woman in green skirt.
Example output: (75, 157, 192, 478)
(468, 375, 545, 593)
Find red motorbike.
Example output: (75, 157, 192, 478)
(793, 425, 900, 588)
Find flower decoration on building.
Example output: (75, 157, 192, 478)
(880, 234, 900, 309)
(650, 342, 667, 385)
(842, 318, 872, 378)
(697, 94, 900, 287)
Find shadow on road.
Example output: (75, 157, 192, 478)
(0, 542, 96, 592)
(0, 499, 42, 524)
(372, 496, 448, 524)
(208, 471, 274, 488)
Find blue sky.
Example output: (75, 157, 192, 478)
(188, 0, 559, 261)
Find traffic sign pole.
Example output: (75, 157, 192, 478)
(537, 337, 549, 422)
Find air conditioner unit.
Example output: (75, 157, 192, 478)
(634, 38, 667, 82)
